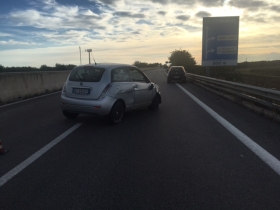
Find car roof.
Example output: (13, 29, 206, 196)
(171, 66, 184, 68)
(170, 66, 185, 70)
(76, 63, 135, 70)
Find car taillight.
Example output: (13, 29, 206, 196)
(99, 83, 111, 99)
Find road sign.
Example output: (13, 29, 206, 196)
(202, 16, 239, 66)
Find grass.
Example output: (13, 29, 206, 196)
(189, 65, 280, 90)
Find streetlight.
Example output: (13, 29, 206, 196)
(85, 49, 92, 64)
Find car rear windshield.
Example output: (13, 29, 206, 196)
(69, 66, 105, 82)
(169, 67, 185, 74)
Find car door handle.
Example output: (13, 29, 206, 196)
(133, 85, 138, 88)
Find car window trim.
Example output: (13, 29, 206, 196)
(129, 67, 151, 83)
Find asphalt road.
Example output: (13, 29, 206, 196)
(1, 68, 280, 210)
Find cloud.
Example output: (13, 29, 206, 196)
(136, 20, 153, 25)
(92, 0, 120, 5)
(196, 11, 212, 17)
(157, 11, 166, 15)
(176, 15, 190, 21)
(113, 12, 145, 18)
(7, 7, 103, 31)
(242, 13, 268, 23)
(132, 31, 141, 35)
(1, 0, 279, 67)
(46, 0, 60, 8)
(34, 30, 103, 45)
(0, 32, 13, 37)
(84, 9, 100, 17)
(44, 0, 57, 6)
(0, 39, 37, 45)
(270, 5, 280, 12)
(229, 0, 268, 11)
(142, 0, 225, 7)
(52, 5, 79, 17)
(198, 0, 224, 7)
(2, 0, 208, 48)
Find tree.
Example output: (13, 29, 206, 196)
(40, 64, 52, 71)
(0, 65, 4, 72)
(168, 49, 196, 68)
(55, 63, 76, 71)
(133, 61, 144, 67)
(133, 61, 148, 68)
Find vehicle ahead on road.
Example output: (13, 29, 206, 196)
(61, 63, 161, 124)
(167, 66, 187, 83)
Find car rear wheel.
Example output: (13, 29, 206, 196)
(109, 101, 124, 124)
(63, 111, 79, 119)
(148, 94, 160, 110)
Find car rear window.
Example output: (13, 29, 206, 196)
(69, 66, 105, 82)
(170, 67, 184, 72)
(169, 67, 185, 74)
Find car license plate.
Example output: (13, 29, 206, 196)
(174, 76, 179, 78)
(72, 88, 90, 95)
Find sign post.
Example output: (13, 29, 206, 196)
(202, 16, 239, 76)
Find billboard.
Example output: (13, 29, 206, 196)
(202, 16, 239, 66)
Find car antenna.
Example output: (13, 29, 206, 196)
(91, 52, 97, 65)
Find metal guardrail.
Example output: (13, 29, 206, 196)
(186, 73, 280, 111)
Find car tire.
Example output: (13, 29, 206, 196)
(63, 111, 79, 119)
(148, 94, 160, 110)
(109, 101, 124, 124)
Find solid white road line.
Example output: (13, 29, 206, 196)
(176, 83, 280, 176)
(0, 123, 82, 187)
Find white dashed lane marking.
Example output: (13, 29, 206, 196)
(0, 123, 82, 187)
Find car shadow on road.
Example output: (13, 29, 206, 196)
(62, 106, 162, 128)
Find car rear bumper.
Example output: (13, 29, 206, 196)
(167, 76, 186, 82)
(61, 94, 117, 115)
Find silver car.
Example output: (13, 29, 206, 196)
(61, 63, 161, 124)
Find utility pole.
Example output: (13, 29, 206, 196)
(79, 46, 82, 65)
(85, 49, 92, 64)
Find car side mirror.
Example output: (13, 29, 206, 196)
(149, 83, 154, 90)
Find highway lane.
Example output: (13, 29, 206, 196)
(0, 68, 280, 209)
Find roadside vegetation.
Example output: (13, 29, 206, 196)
(168, 49, 196, 68)
(188, 61, 280, 90)
(0, 63, 76, 73)
(132, 61, 162, 68)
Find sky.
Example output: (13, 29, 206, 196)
(0, 0, 280, 67)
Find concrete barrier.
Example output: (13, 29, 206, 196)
(0, 71, 71, 105)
